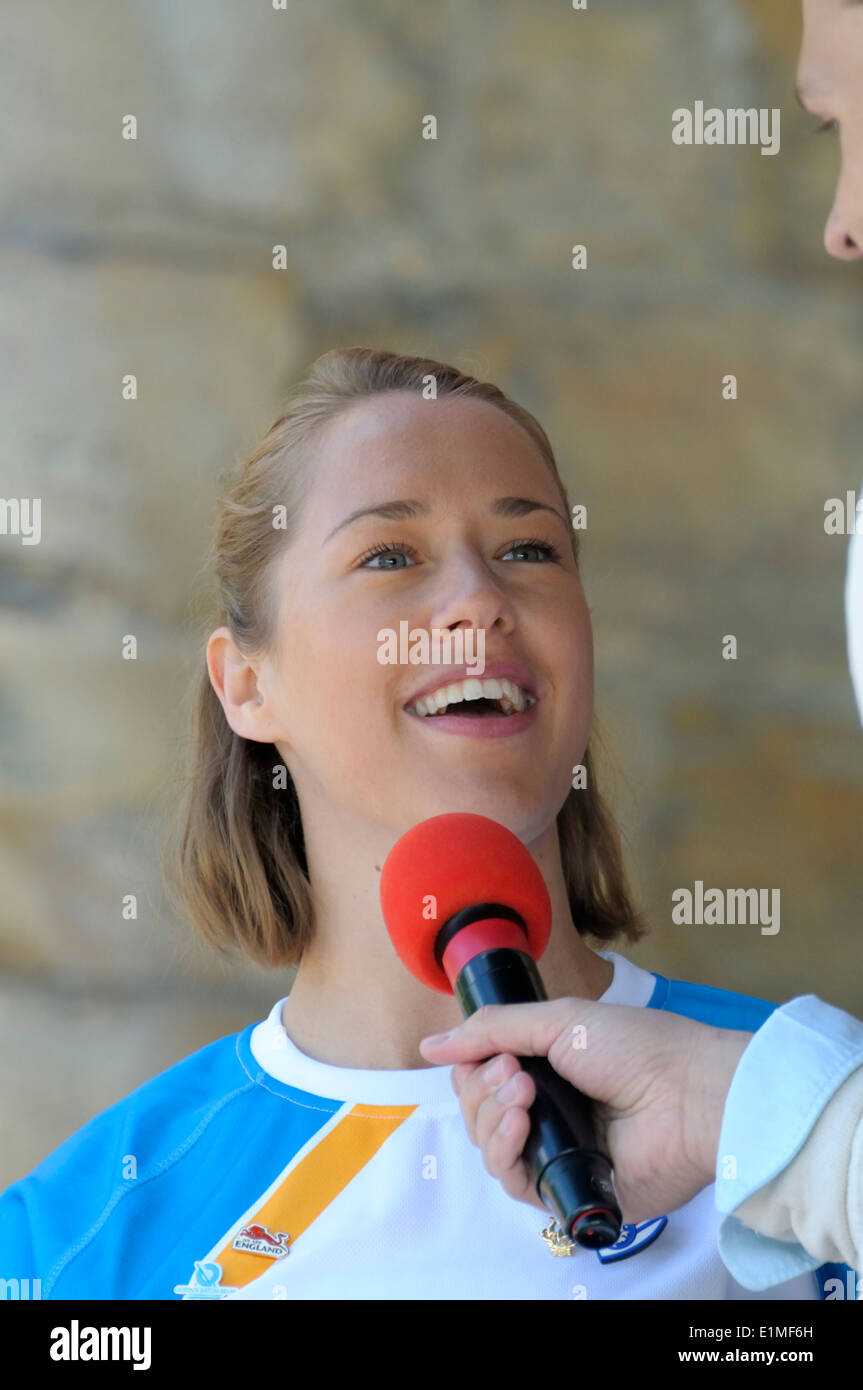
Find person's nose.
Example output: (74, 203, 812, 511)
(428, 551, 516, 640)
(824, 205, 863, 262)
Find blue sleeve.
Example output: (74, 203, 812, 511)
(714, 994, 863, 1296)
(0, 1032, 259, 1299)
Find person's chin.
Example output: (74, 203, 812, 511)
(406, 786, 551, 837)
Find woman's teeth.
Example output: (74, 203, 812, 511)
(408, 676, 536, 717)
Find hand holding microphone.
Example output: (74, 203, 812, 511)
(380, 812, 752, 1236)
(380, 812, 627, 1248)
(419, 995, 751, 1228)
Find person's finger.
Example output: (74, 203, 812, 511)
(418, 998, 593, 1065)
(474, 1066, 534, 1155)
(449, 1059, 482, 1097)
(481, 1103, 541, 1208)
(456, 1062, 542, 1208)
(454, 1053, 523, 1144)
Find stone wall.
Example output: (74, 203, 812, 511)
(1, 0, 861, 1186)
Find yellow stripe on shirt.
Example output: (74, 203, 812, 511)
(215, 1103, 417, 1287)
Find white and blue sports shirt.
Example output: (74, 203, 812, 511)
(0, 950, 856, 1301)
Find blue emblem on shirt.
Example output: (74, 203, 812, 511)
(596, 1215, 668, 1264)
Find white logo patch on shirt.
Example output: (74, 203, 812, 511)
(596, 1216, 668, 1264)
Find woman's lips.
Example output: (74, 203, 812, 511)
(403, 701, 539, 739)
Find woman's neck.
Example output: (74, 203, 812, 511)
(279, 812, 616, 1072)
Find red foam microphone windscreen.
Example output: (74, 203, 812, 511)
(379, 813, 553, 994)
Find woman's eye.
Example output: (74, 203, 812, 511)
(500, 539, 561, 562)
(356, 537, 562, 568)
(357, 542, 418, 569)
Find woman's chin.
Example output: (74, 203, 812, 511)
(402, 789, 555, 840)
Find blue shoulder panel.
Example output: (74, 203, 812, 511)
(645, 972, 777, 1032)
(0, 1026, 340, 1300)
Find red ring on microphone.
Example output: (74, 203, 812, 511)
(440, 918, 530, 989)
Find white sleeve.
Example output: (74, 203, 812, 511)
(845, 481, 863, 725)
(714, 996, 863, 1294)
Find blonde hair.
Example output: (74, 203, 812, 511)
(162, 347, 649, 967)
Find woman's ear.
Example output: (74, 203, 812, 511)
(206, 626, 283, 744)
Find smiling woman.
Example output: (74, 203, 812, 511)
(0, 346, 833, 1301)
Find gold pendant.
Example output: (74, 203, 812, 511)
(540, 1218, 577, 1256)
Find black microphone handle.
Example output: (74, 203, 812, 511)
(453, 947, 622, 1249)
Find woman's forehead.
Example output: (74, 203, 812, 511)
(317, 390, 533, 453)
(308, 395, 554, 495)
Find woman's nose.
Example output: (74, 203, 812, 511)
(430, 556, 515, 634)
(824, 206, 863, 261)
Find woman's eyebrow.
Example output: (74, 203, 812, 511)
(323, 495, 570, 544)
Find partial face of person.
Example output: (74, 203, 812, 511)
(255, 391, 593, 846)
(798, 0, 863, 259)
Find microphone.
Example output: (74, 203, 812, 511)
(379, 812, 622, 1249)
